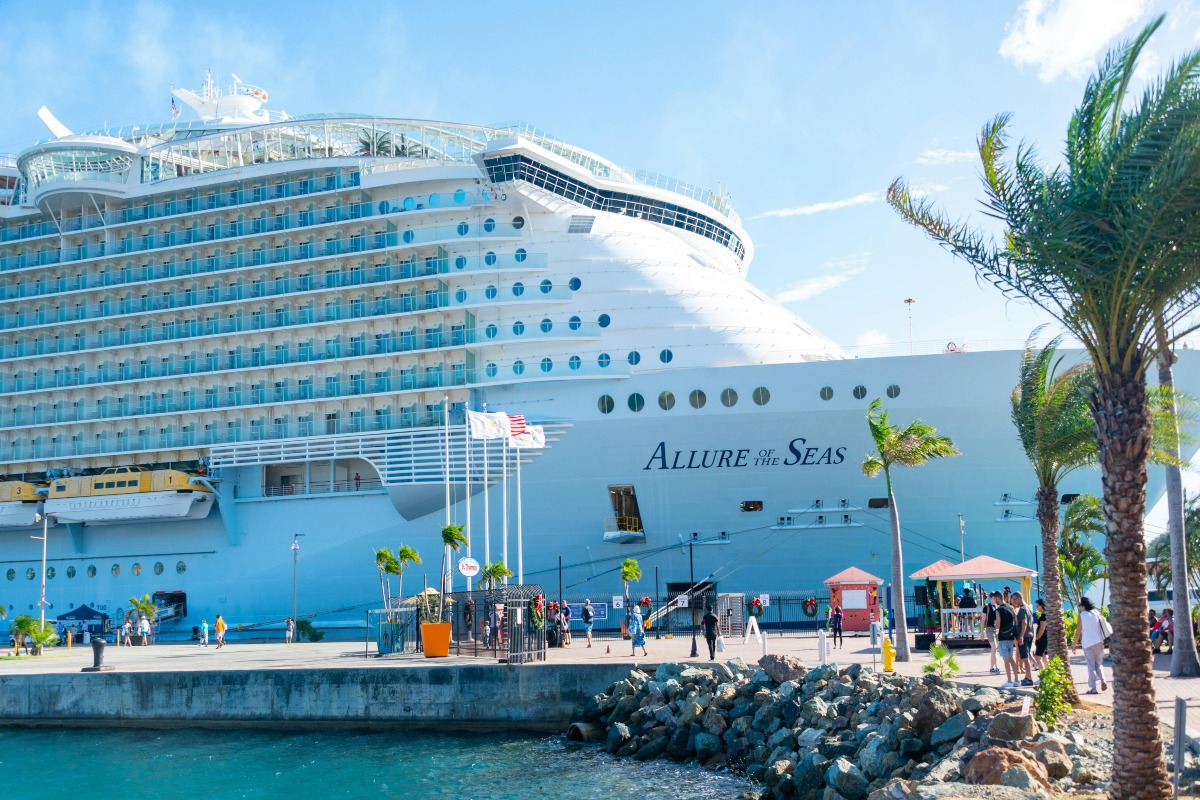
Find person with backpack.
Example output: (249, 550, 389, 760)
(1011, 592, 1035, 686)
(984, 591, 1001, 674)
(995, 594, 1019, 688)
(1072, 596, 1109, 694)
(580, 599, 594, 648)
(701, 605, 720, 660)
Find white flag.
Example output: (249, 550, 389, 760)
(466, 410, 510, 440)
(511, 425, 545, 449)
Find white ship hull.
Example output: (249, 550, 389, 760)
(0, 500, 41, 529)
(45, 491, 214, 525)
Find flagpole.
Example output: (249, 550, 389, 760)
(443, 395, 451, 596)
(502, 436, 509, 583)
(464, 405, 472, 593)
(516, 444, 523, 585)
(483, 425, 490, 569)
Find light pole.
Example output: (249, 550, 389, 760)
(904, 298, 916, 355)
(689, 534, 698, 659)
(32, 512, 52, 631)
(292, 533, 305, 630)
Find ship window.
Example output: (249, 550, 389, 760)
(483, 217, 496, 232)
(403, 230, 414, 243)
(598, 395, 615, 414)
(539, 279, 552, 293)
(541, 357, 553, 373)
(512, 282, 525, 297)
(429, 193, 441, 207)
(512, 216, 525, 230)
(106, 481, 116, 488)
(457, 222, 469, 236)
(455, 256, 467, 269)
(752, 387, 771, 406)
(56, 485, 66, 492)
(455, 289, 467, 303)
(628, 351, 641, 366)
(485, 251, 497, 266)
(516, 248, 528, 263)
(111, 564, 121, 577)
(6, 569, 13, 581)
(569, 277, 582, 291)
(485, 323, 498, 338)
(569, 316, 582, 330)
(66, 566, 76, 579)
(659, 349, 673, 364)
(567, 215, 593, 234)
(689, 389, 707, 409)
(721, 388, 738, 407)
(598, 313, 610, 328)
(87, 565, 97, 578)
(820, 386, 834, 401)
(853, 385, 867, 400)
(116, 481, 127, 488)
(598, 353, 611, 368)
(887, 384, 901, 399)
(132, 563, 142, 577)
(569, 355, 581, 370)
(46, 567, 55, 580)
(455, 189, 467, 204)
(176, 561, 186, 574)
(659, 391, 675, 411)
(485, 285, 497, 300)
(486, 362, 498, 377)
(628, 393, 645, 412)
(540, 318, 552, 333)
(513, 321, 525, 335)
(26, 568, 34, 580)
(741, 500, 764, 512)
(403, 197, 415, 211)
(154, 562, 164, 575)
(513, 360, 525, 375)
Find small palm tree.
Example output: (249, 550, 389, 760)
(478, 561, 513, 592)
(437, 524, 467, 623)
(1148, 494, 1200, 595)
(357, 130, 393, 157)
(9, 614, 36, 655)
(375, 548, 401, 619)
(620, 558, 642, 609)
(395, 544, 420, 603)
(126, 594, 157, 623)
(861, 398, 959, 662)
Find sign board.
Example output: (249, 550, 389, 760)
(843, 589, 868, 610)
(612, 595, 624, 609)
(457, 557, 481, 578)
(567, 603, 607, 622)
(760, 593, 770, 608)
(675, 594, 689, 609)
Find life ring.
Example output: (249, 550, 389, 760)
(946, 341, 957, 352)
(802, 597, 818, 618)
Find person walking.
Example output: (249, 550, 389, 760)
(561, 603, 572, 646)
(996, 594, 1019, 688)
(830, 605, 844, 649)
(199, 618, 209, 647)
(983, 591, 1000, 673)
(137, 615, 151, 646)
(701, 605, 720, 660)
(581, 599, 594, 648)
(285, 617, 295, 644)
(214, 614, 227, 649)
(1011, 592, 1035, 686)
(628, 604, 647, 657)
(122, 618, 133, 647)
(1033, 598, 1048, 670)
(1072, 596, 1109, 694)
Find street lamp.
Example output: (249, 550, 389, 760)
(32, 512, 52, 631)
(689, 533, 698, 659)
(292, 533, 305, 632)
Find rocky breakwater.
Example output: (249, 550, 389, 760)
(571, 655, 1112, 799)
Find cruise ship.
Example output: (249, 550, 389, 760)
(1, 74, 1194, 636)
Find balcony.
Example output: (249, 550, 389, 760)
(603, 516, 646, 544)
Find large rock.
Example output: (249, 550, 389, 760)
(1001, 765, 1047, 794)
(633, 735, 669, 761)
(765, 758, 794, 790)
(678, 699, 704, 727)
(655, 663, 686, 682)
(792, 751, 830, 800)
(607, 694, 641, 725)
(912, 686, 960, 741)
(702, 706, 729, 736)
(695, 731, 722, 762)
(962, 688, 1003, 713)
(1021, 739, 1072, 780)
(825, 756, 871, 800)
(857, 735, 890, 780)
(986, 712, 1039, 742)
(665, 725, 692, 760)
(759, 653, 807, 683)
(930, 711, 971, 748)
(963, 746, 1051, 791)
(605, 722, 631, 753)
(797, 727, 824, 749)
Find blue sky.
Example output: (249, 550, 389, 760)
(3, 0, 1199, 352)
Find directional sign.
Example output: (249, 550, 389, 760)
(457, 557, 481, 578)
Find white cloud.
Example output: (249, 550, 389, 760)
(774, 253, 869, 303)
(909, 183, 948, 199)
(915, 148, 975, 166)
(753, 191, 880, 220)
(999, 0, 1150, 82)
(856, 330, 891, 348)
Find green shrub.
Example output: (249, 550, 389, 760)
(295, 619, 325, 642)
(922, 641, 960, 678)
(1035, 656, 1073, 727)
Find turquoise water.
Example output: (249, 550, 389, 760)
(0, 728, 751, 799)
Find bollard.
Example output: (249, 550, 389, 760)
(81, 637, 114, 672)
(817, 629, 827, 664)
(67, 630, 72, 650)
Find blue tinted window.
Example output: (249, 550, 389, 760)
(660, 349, 673, 364)
(485, 251, 497, 266)
(402, 230, 414, 243)
(628, 393, 645, 412)
(598, 313, 610, 328)
(513, 360, 525, 375)
(569, 316, 582, 330)
(598, 353, 611, 368)
(540, 358, 553, 373)
(515, 248, 528, 263)
(485, 285, 497, 300)
(513, 321, 525, 335)
(512, 216, 525, 229)
(540, 318, 552, 333)
(512, 282, 524, 297)
(455, 289, 467, 303)
(428, 193, 440, 207)
(484, 218, 496, 232)
(455, 255, 467, 269)
(569, 277, 581, 291)
(403, 197, 415, 211)
(485, 323, 497, 338)
(569, 355, 581, 370)
(539, 279, 552, 294)
(485, 362, 497, 377)
(454, 189, 467, 204)
(457, 222, 469, 236)
(628, 351, 641, 366)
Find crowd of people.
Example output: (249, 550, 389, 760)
(980, 588, 1047, 689)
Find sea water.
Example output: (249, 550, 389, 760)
(0, 727, 752, 799)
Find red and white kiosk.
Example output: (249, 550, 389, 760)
(823, 566, 884, 632)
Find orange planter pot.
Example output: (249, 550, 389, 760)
(421, 622, 452, 657)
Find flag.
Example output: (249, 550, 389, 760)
(466, 410, 510, 439)
(171, 98, 180, 120)
(511, 425, 545, 449)
(507, 414, 527, 436)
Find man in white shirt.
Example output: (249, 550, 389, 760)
(1072, 596, 1109, 694)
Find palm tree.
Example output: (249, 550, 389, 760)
(395, 544, 420, 603)
(375, 548, 400, 619)
(479, 561, 513, 592)
(1148, 494, 1200, 595)
(1011, 329, 1096, 704)
(1059, 498, 1108, 609)
(885, 17, 1200, 796)
(126, 594, 157, 623)
(437, 524, 467, 623)
(620, 558, 642, 609)
(861, 398, 959, 662)
(357, 130, 393, 157)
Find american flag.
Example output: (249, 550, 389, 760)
(507, 414, 526, 436)
(171, 98, 180, 120)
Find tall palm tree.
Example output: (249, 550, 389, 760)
(1060, 498, 1108, 610)
(1148, 494, 1200, 594)
(375, 548, 400, 619)
(861, 398, 959, 662)
(395, 544, 420, 604)
(620, 558, 642, 609)
(438, 524, 467, 622)
(886, 18, 1200, 797)
(1011, 329, 1096, 704)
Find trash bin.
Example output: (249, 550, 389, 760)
(83, 631, 91, 644)
(546, 625, 559, 648)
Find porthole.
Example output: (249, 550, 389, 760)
(752, 386, 771, 406)
(540, 318, 552, 333)
(598, 395, 615, 414)
(820, 386, 834, 401)
(628, 393, 645, 412)
(660, 349, 673, 364)
(512, 216, 525, 230)
(628, 351, 641, 366)
(455, 255, 467, 269)
(721, 388, 738, 407)
(111, 564, 121, 577)
(47, 567, 55, 580)
(88, 565, 97, 578)
(154, 562, 164, 575)
(569, 277, 582, 291)
(485, 251, 497, 266)
(690, 389, 707, 409)
(378, 201, 390, 214)
(539, 278, 552, 293)
(598, 313, 611, 328)
(402, 230, 414, 244)
(455, 289, 467, 303)
(403, 197, 415, 211)
(485, 285, 498, 300)
(569, 355, 582, 370)
(457, 222, 470, 236)
(516, 248, 528, 263)
(5, 569, 12, 581)
(485, 323, 498, 338)
(853, 385, 867, 400)
(428, 193, 441, 207)
(176, 561, 186, 574)
(454, 189, 467, 204)
(26, 568, 35, 580)
(659, 391, 675, 411)
(540, 357, 553, 373)
(67, 566, 76, 579)
(513, 321, 525, 336)
(132, 563, 142, 577)
(512, 282, 525, 296)
(598, 353, 611, 368)
(887, 384, 901, 399)
(486, 362, 498, 377)
(483, 217, 496, 232)
(569, 316, 582, 330)
(513, 360, 525, 375)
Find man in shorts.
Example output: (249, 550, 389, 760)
(1011, 592, 1035, 686)
(984, 591, 1001, 674)
(995, 595, 1019, 688)
(580, 599, 594, 648)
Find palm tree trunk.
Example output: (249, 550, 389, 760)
(1156, 338, 1200, 677)
(1094, 366, 1171, 800)
(889, 492, 911, 662)
(1036, 485, 1080, 705)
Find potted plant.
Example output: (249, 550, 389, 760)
(419, 524, 466, 657)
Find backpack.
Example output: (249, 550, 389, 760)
(581, 605, 593, 623)
(984, 604, 997, 628)
(997, 604, 1016, 640)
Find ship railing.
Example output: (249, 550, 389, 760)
(0, 154, 16, 170)
(262, 478, 383, 497)
(604, 516, 644, 534)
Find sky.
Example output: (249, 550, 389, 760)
(2, 0, 1200, 353)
